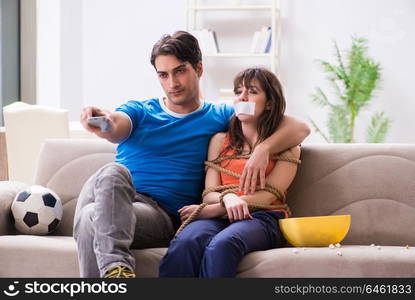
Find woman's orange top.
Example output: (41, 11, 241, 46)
(218, 135, 287, 217)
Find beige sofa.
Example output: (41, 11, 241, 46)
(1, 139, 415, 277)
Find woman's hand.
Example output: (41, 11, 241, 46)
(178, 205, 199, 222)
(240, 143, 270, 195)
(178, 204, 225, 222)
(222, 194, 252, 222)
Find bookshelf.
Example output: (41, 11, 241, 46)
(185, 0, 281, 73)
(190, 5, 273, 11)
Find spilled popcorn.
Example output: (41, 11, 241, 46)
(336, 251, 342, 256)
(329, 244, 335, 249)
(335, 243, 341, 248)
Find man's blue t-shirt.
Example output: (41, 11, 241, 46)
(115, 98, 234, 219)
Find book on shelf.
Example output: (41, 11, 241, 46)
(211, 31, 220, 53)
(250, 26, 272, 54)
(191, 29, 219, 55)
(262, 27, 272, 53)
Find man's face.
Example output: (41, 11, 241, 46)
(155, 55, 202, 106)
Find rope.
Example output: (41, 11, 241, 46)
(174, 153, 301, 237)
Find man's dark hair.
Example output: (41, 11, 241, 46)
(150, 31, 202, 71)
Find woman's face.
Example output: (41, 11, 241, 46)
(233, 78, 269, 123)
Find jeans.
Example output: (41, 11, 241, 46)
(159, 210, 286, 277)
(73, 162, 175, 277)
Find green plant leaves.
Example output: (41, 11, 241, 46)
(311, 88, 331, 107)
(366, 112, 391, 143)
(328, 106, 351, 143)
(311, 36, 389, 143)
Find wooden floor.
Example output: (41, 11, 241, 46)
(0, 128, 8, 181)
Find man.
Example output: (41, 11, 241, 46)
(73, 31, 310, 278)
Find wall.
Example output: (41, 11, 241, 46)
(81, 0, 185, 110)
(280, 0, 415, 143)
(53, 0, 415, 143)
(0, 0, 20, 126)
(36, 0, 61, 108)
(61, 0, 83, 121)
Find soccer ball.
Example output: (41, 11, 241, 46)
(11, 185, 63, 235)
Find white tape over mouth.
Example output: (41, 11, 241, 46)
(234, 102, 255, 116)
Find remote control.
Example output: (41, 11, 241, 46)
(87, 116, 111, 132)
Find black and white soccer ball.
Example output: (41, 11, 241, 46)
(11, 185, 63, 235)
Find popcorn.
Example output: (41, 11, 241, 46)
(329, 244, 335, 249)
(406, 245, 410, 250)
(335, 243, 341, 248)
(336, 251, 342, 256)
(377, 246, 382, 250)
(370, 244, 375, 247)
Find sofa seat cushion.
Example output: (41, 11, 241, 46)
(0, 235, 168, 278)
(2, 236, 414, 278)
(0, 235, 80, 277)
(237, 246, 415, 277)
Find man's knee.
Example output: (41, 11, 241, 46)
(96, 162, 131, 181)
(93, 163, 135, 197)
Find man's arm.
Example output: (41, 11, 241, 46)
(261, 115, 310, 154)
(240, 146, 301, 205)
(80, 106, 132, 144)
(240, 115, 310, 194)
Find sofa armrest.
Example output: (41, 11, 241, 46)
(0, 181, 29, 235)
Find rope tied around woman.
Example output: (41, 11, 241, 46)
(174, 153, 301, 237)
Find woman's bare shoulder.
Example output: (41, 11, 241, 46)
(207, 132, 227, 160)
(211, 132, 227, 143)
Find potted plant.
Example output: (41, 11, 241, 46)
(310, 37, 390, 143)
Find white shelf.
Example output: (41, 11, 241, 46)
(191, 5, 276, 11)
(204, 53, 272, 58)
(186, 0, 281, 95)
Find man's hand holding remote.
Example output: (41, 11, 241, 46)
(81, 107, 112, 133)
(80, 106, 131, 143)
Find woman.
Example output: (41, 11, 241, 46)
(159, 67, 301, 277)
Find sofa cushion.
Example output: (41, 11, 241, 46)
(31, 140, 415, 245)
(2, 236, 414, 278)
(287, 143, 415, 246)
(237, 245, 415, 277)
(0, 181, 29, 235)
(0, 235, 80, 277)
(34, 139, 116, 236)
(0, 235, 167, 278)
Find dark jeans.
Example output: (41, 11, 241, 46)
(159, 210, 286, 278)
